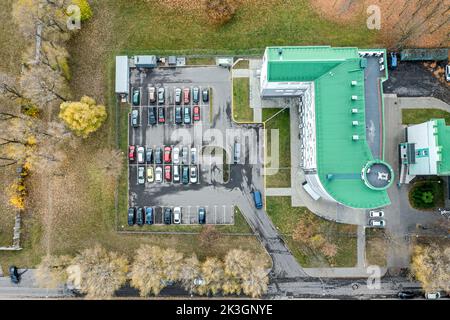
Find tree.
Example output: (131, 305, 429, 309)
(35, 254, 73, 288)
(179, 254, 201, 294)
(197, 257, 224, 296)
(411, 243, 450, 294)
(204, 0, 237, 25)
(198, 225, 221, 249)
(59, 96, 107, 138)
(73, 245, 129, 299)
(320, 242, 338, 258)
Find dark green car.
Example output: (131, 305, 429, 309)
(182, 165, 189, 184)
(132, 89, 140, 106)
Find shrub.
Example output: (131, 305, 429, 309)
(204, 0, 237, 25)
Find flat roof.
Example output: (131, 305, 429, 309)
(435, 119, 450, 175)
(115, 56, 129, 94)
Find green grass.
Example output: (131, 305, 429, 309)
(232, 78, 253, 122)
(266, 196, 357, 267)
(402, 109, 450, 125)
(234, 59, 249, 69)
(263, 108, 291, 188)
(365, 228, 387, 267)
(186, 57, 216, 65)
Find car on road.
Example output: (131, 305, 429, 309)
(132, 89, 140, 106)
(175, 107, 182, 124)
(198, 207, 206, 224)
(147, 166, 154, 183)
(155, 166, 163, 183)
(397, 291, 416, 299)
(446, 64, 450, 82)
(369, 210, 384, 217)
(148, 107, 157, 125)
(136, 207, 144, 226)
(369, 219, 385, 227)
(202, 88, 209, 102)
(173, 165, 180, 183)
(191, 147, 197, 164)
(164, 146, 172, 163)
(158, 87, 165, 104)
(175, 88, 182, 105)
(183, 88, 190, 104)
(234, 142, 241, 164)
(138, 166, 145, 185)
(192, 87, 199, 103)
(131, 109, 139, 128)
(155, 147, 162, 164)
(145, 207, 153, 225)
(253, 190, 263, 209)
(148, 86, 156, 103)
(165, 165, 172, 182)
(182, 146, 189, 164)
(190, 165, 198, 184)
(193, 105, 200, 121)
(9, 266, 20, 284)
(146, 148, 153, 163)
(137, 146, 145, 163)
(173, 207, 182, 224)
(173, 147, 180, 164)
(128, 207, 136, 226)
(184, 107, 191, 124)
(128, 145, 135, 161)
(425, 292, 441, 299)
(164, 207, 172, 224)
(182, 165, 189, 184)
(158, 107, 165, 123)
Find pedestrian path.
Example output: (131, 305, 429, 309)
(304, 267, 387, 278)
(266, 188, 292, 196)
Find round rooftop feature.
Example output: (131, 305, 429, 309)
(361, 160, 394, 191)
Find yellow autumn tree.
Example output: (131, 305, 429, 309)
(59, 96, 107, 138)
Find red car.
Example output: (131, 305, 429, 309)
(183, 88, 190, 104)
(164, 146, 172, 163)
(129, 146, 135, 161)
(193, 105, 200, 121)
(164, 165, 171, 181)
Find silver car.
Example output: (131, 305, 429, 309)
(173, 147, 180, 164)
(137, 166, 145, 185)
(175, 88, 182, 105)
(155, 166, 163, 183)
(182, 146, 189, 164)
(190, 165, 198, 184)
(137, 146, 145, 164)
(158, 87, 165, 104)
(173, 207, 182, 224)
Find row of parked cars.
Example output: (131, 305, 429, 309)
(128, 206, 207, 226)
(131, 105, 201, 127)
(132, 86, 209, 106)
(129, 145, 198, 165)
(368, 210, 385, 227)
(137, 164, 198, 184)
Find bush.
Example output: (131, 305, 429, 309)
(409, 179, 443, 209)
(204, 0, 237, 25)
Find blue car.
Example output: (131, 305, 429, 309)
(253, 190, 263, 209)
(145, 207, 153, 225)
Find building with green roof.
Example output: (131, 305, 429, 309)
(260, 46, 393, 209)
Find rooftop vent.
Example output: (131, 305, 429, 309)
(352, 120, 359, 126)
(351, 108, 358, 114)
(352, 135, 359, 141)
(351, 80, 357, 86)
(351, 95, 358, 100)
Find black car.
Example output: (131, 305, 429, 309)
(398, 291, 416, 299)
(175, 107, 182, 124)
(202, 88, 209, 102)
(192, 87, 199, 103)
(184, 107, 191, 124)
(158, 107, 165, 123)
(155, 147, 162, 164)
(198, 207, 206, 224)
(148, 107, 157, 125)
(146, 148, 153, 164)
(145, 207, 154, 225)
(164, 207, 172, 224)
(182, 165, 189, 184)
(128, 207, 136, 226)
(9, 266, 20, 284)
(136, 207, 144, 226)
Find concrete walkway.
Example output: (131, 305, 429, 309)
(231, 69, 250, 78)
(303, 267, 387, 278)
(357, 225, 366, 268)
(266, 188, 292, 196)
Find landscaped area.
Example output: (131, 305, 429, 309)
(263, 108, 291, 188)
(402, 108, 450, 125)
(266, 197, 357, 267)
(408, 177, 445, 210)
(232, 78, 253, 122)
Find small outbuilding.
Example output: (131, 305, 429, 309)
(115, 56, 129, 95)
(134, 55, 157, 68)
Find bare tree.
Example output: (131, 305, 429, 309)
(35, 254, 73, 288)
(197, 257, 224, 296)
(179, 254, 201, 294)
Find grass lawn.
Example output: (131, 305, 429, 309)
(266, 197, 357, 267)
(234, 59, 249, 69)
(365, 228, 387, 267)
(186, 57, 216, 65)
(263, 108, 291, 188)
(402, 108, 450, 125)
(232, 78, 253, 122)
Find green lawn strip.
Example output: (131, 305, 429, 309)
(234, 60, 249, 69)
(402, 108, 450, 125)
(365, 228, 387, 267)
(186, 57, 216, 65)
(266, 196, 357, 267)
(232, 78, 253, 122)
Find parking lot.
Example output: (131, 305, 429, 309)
(127, 66, 235, 226)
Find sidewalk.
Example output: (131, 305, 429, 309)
(303, 267, 387, 278)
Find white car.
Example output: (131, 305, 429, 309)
(173, 207, 182, 224)
(445, 64, 450, 82)
(425, 292, 441, 299)
(173, 147, 180, 164)
(173, 165, 180, 183)
(155, 166, 163, 183)
(369, 210, 384, 218)
(369, 219, 385, 227)
(190, 165, 198, 184)
(137, 146, 145, 164)
(191, 147, 197, 164)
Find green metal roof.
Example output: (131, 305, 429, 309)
(434, 119, 450, 175)
(267, 46, 391, 209)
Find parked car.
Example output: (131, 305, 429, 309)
(9, 266, 20, 284)
(137, 146, 145, 163)
(253, 190, 263, 209)
(155, 147, 162, 164)
(191, 147, 197, 164)
(147, 166, 154, 183)
(397, 291, 416, 299)
(182, 165, 189, 184)
(198, 207, 206, 224)
(190, 165, 198, 184)
(148, 107, 157, 125)
(193, 105, 200, 121)
(173, 147, 180, 164)
(389, 52, 398, 70)
(369, 210, 384, 218)
(128, 145, 135, 161)
(192, 87, 199, 103)
(145, 207, 154, 225)
(425, 292, 441, 299)
(164, 207, 172, 224)
(234, 142, 241, 164)
(158, 87, 165, 104)
(136, 207, 144, 226)
(155, 166, 163, 183)
(164, 146, 172, 163)
(202, 88, 209, 102)
(128, 207, 136, 226)
(173, 165, 180, 183)
(183, 88, 190, 104)
(132, 89, 140, 106)
(158, 107, 165, 123)
(173, 207, 182, 224)
(148, 86, 156, 103)
(138, 166, 145, 185)
(182, 146, 189, 164)
(184, 107, 191, 124)
(131, 109, 139, 128)
(446, 64, 450, 82)
(165, 165, 172, 182)
(175, 107, 183, 124)
(175, 88, 182, 105)
(146, 148, 153, 163)
(369, 219, 385, 227)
